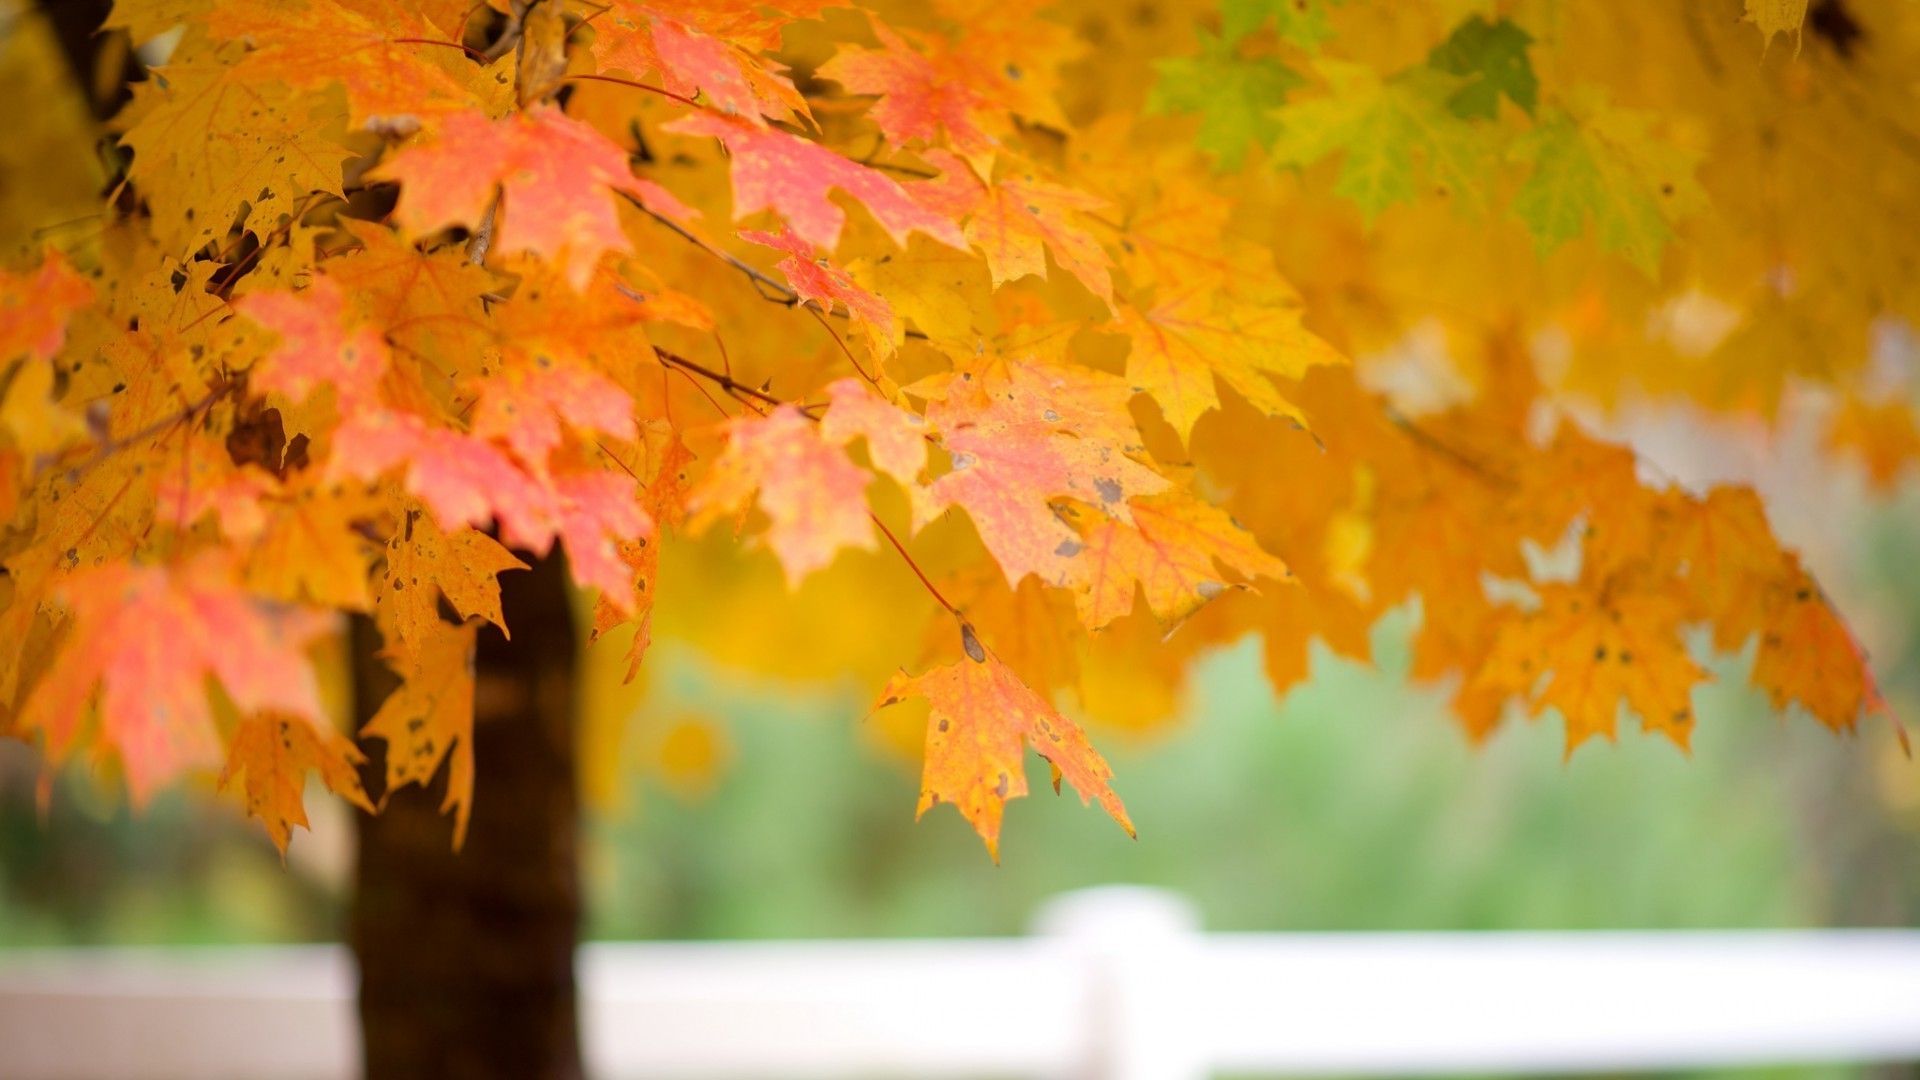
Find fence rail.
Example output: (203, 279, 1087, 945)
(3, 888, 1919, 1080)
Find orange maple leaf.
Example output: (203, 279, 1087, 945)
(1753, 558, 1897, 740)
(22, 555, 332, 806)
(206, 0, 499, 127)
(331, 410, 561, 553)
(378, 504, 527, 663)
(1067, 489, 1292, 629)
(1476, 582, 1710, 753)
(222, 711, 374, 856)
(363, 620, 478, 848)
(690, 404, 875, 586)
(0, 249, 92, 362)
(914, 149, 1113, 303)
(877, 626, 1132, 859)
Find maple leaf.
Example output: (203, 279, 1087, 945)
(594, 1, 811, 124)
(245, 485, 383, 610)
(472, 360, 638, 473)
(1475, 583, 1709, 753)
(222, 711, 374, 856)
(1655, 485, 1783, 652)
(819, 23, 1000, 166)
(1113, 287, 1346, 443)
(554, 470, 654, 608)
(592, 430, 696, 682)
(819, 377, 929, 491)
(321, 219, 499, 378)
(876, 629, 1132, 859)
(915, 359, 1169, 588)
(1426, 16, 1537, 120)
(1271, 61, 1495, 221)
(378, 107, 654, 289)
(1148, 30, 1303, 170)
(1221, 0, 1337, 48)
(665, 112, 966, 254)
(377, 504, 527, 662)
(235, 277, 390, 409)
(329, 410, 560, 554)
(1066, 490, 1292, 630)
(1508, 91, 1704, 277)
(2, 358, 88, 462)
(205, 0, 506, 128)
(689, 404, 875, 586)
(118, 50, 352, 251)
(0, 249, 93, 362)
(740, 228, 897, 348)
(1751, 559, 1891, 736)
(21, 555, 332, 806)
(363, 620, 477, 848)
(1827, 396, 1920, 491)
(916, 150, 1114, 304)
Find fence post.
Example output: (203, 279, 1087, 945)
(1033, 886, 1209, 1080)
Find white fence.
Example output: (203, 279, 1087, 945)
(3, 887, 1919, 1080)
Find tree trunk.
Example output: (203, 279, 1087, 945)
(351, 553, 584, 1080)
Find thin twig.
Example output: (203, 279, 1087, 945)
(870, 512, 957, 616)
(565, 73, 700, 109)
(620, 194, 800, 304)
(655, 348, 783, 409)
(49, 382, 233, 486)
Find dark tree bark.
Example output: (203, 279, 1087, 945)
(351, 553, 584, 1080)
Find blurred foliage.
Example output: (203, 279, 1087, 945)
(3, 498, 1916, 955)
(582, 610, 1918, 942)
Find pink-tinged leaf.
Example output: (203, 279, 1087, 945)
(554, 470, 653, 606)
(378, 107, 648, 289)
(740, 227, 896, 347)
(689, 404, 875, 586)
(329, 410, 559, 554)
(819, 24, 999, 165)
(915, 360, 1168, 588)
(0, 248, 93, 363)
(665, 112, 966, 253)
(819, 376, 928, 490)
(595, 2, 811, 124)
(235, 277, 390, 409)
(22, 554, 331, 807)
(473, 362, 637, 471)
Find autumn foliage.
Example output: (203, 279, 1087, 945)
(0, 0, 1913, 859)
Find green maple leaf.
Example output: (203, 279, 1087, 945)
(1270, 61, 1493, 222)
(1427, 15, 1537, 120)
(1509, 91, 1706, 277)
(1220, 0, 1341, 49)
(1149, 31, 1304, 170)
